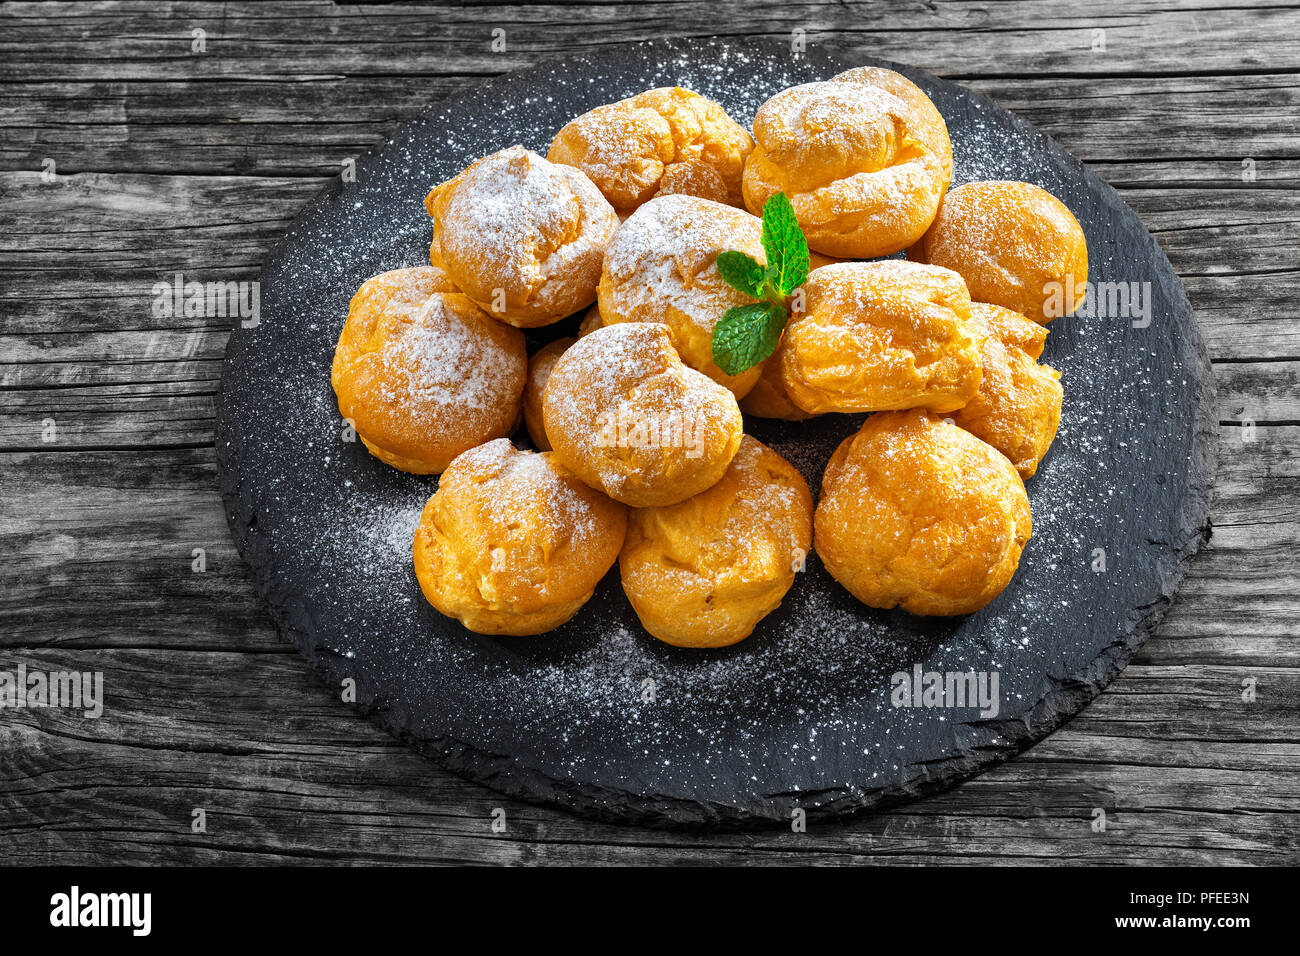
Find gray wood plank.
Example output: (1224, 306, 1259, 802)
(6, 75, 1300, 176)
(3, 0, 1300, 81)
(0, 648, 1294, 864)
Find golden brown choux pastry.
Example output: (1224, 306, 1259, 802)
(738, 245, 834, 419)
(831, 67, 953, 186)
(578, 304, 603, 337)
(424, 145, 619, 329)
(620, 436, 813, 648)
(548, 87, 753, 214)
(523, 337, 576, 451)
(952, 302, 1063, 478)
(542, 322, 744, 507)
(910, 180, 1088, 324)
(779, 260, 983, 415)
(331, 266, 527, 474)
(743, 71, 952, 259)
(808, 250, 845, 270)
(815, 410, 1032, 616)
(742, 248, 865, 420)
(742, 253, 843, 423)
(739, 349, 814, 421)
(413, 439, 627, 635)
(598, 194, 767, 398)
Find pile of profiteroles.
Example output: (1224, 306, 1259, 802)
(329, 69, 1088, 647)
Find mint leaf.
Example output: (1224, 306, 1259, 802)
(715, 250, 766, 298)
(712, 303, 788, 376)
(760, 192, 810, 296)
(707, 192, 809, 374)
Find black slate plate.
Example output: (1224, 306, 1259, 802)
(216, 38, 1215, 827)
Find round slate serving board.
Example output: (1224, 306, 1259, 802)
(216, 38, 1215, 827)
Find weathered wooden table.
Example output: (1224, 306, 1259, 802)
(2, 0, 1296, 865)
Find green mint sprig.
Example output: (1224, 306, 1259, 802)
(711, 192, 810, 377)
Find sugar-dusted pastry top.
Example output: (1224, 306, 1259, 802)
(413, 439, 627, 635)
(542, 322, 743, 508)
(911, 179, 1088, 324)
(548, 87, 753, 213)
(599, 193, 768, 398)
(830, 66, 953, 185)
(780, 259, 983, 415)
(620, 435, 813, 648)
(330, 266, 526, 474)
(425, 145, 618, 328)
(743, 69, 951, 259)
(815, 410, 1032, 616)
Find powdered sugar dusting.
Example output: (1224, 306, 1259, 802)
(758, 79, 907, 158)
(544, 323, 736, 486)
(430, 146, 617, 318)
(550, 86, 752, 211)
(435, 146, 574, 271)
(377, 297, 519, 421)
(452, 438, 605, 547)
(602, 194, 764, 334)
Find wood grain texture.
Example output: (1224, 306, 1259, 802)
(1, 0, 1297, 864)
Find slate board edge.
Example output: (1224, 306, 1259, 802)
(214, 38, 1217, 829)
